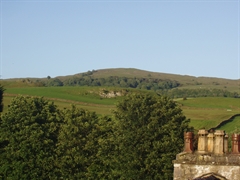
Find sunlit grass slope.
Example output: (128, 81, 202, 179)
(218, 116, 240, 134)
(3, 86, 240, 131)
(5, 86, 117, 105)
(3, 86, 150, 115)
(177, 97, 240, 130)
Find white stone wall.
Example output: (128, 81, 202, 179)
(174, 163, 240, 180)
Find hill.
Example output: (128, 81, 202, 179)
(1, 68, 240, 92)
(1, 68, 240, 131)
(58, 68, 240, 92)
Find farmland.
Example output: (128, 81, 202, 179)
(2, 86, 240, 131)
(1, 68, 240, 131)
(178, 97, 240, 130)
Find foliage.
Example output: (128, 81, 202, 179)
(0, 84, 5, 112)
(111, 93, 191, 179)
(30, 74, 240, 98)
(62, 75, 180, 90)
(56, 106, 108, 179)
(0, 96, 62, 179)
(0, 96, 116, 179)
(3, 92, 239, 179)
(47, 78, 63, 86)
(160, 88, 240, 98)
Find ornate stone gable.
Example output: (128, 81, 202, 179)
(194, 172, 226, 180)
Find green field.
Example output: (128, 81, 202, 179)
(5, 86, 118, 104)
(4, 86, 122, 116)
(218, 116, 240, 134)
(177, 97, 240, 130)
(3, 86, 240, 131)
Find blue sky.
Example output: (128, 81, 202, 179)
(1, 0, 239, 79)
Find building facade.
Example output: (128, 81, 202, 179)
(173, 130, 240, 180)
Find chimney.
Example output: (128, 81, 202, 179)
(198, 129, 208, 153)
(231, 134, 240, 154)
(224, 134, 229, 153)
(214, 130, 225, 155)
(207, 132, 214, 153)
(184, 132, 193, 153)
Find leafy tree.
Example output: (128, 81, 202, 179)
(119, 79, 128, 87)
(0, 85, 5, 112)
(84, 76, 94, 86)
(34, 79, 46, 87)
(47, 78, 63, 86)
(0, 84, 5, 179)
(112, 93, 191, 179)
(56, 105, 118, 179)
(57, 106, 104, 179)
(127, 78, 138, 88)
(92, 116, 118, 179)
(0, 96, 62, 179)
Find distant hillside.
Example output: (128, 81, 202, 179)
(57, 68, 239, 90)
(1, 68, 239, 97)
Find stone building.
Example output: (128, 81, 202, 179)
(173, 130, 240, 180)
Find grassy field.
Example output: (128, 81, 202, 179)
(2, 86, 240, 131)
(3, 86, 123, 115)
(218, 116, 240, 134)
(5, 86, 118, 105)
(3, 95, 115, 116)
(177, 97, 240, 130)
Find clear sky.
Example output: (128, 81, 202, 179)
(1, 0, 239, 79)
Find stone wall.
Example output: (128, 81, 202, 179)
(174, 162, 240, 180)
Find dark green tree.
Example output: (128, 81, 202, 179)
(47, 78, 63, 86)
(57, 106, 103, 179)
(56, 105, 117, 179)
(112, 93, 191, 179)
(0, 84, 5, 179)
(0, 84, 5, 112)
(0, 96, 62, 179)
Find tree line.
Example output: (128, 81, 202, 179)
(46, 75, 180, 91)
(158, 88, 240, 98)
(0, 88, 191, 179)
(30, 75, 240, 98)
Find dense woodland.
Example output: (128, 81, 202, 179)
(0, 85, 192, 179)
(46, 75, 180, 90)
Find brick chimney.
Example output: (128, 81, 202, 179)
(183, 132, 193, 153)
(231, 134, 240, 154)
